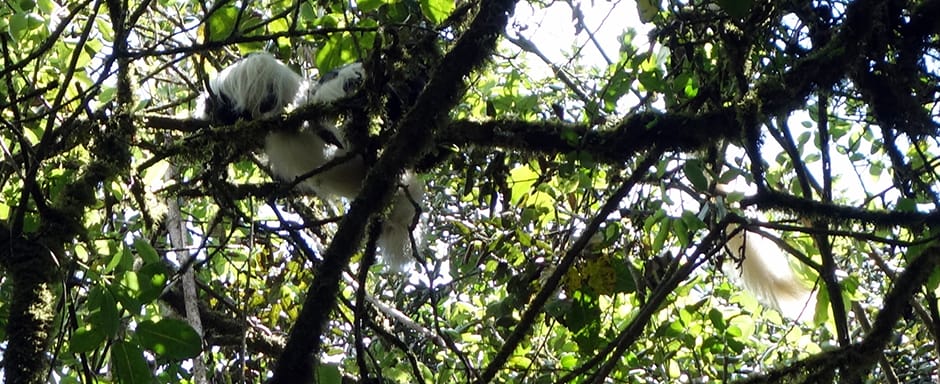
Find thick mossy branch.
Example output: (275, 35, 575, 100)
(0, 225, 58, 384)
(751, 0, 880, 117)
(160, 289, 284, 356)
(744, 188, 940, 228)
(0, 3, 139, 383)
(443, 109, 740, 162)
(149, 107, 742, 169)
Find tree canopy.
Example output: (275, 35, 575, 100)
(1, 0, 939, 383)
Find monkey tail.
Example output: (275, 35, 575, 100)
(377, 173, 425, 272)
(725, 228, 816, 321)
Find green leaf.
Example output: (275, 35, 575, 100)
(316, 34, 357, 72)
(896, 197, 917, 212)
(636, 0, 659, 23)
(87, 286, 120, 337)
(651, 218, 671, 253)
(70, 326, 105, 354)
(560, 354, 579, 370)
(18, 0, 35, 11)
(9, 12, 28, 41)
(112, 341, 153, 384)
(637, 70, 663, 92)
(114, 271, 142, 313)
(104, 244, 126, 273)
(708, 308, 726, 331)
(299, 3, 317, 25)
(36, 0, 53, 12)
(358, 0, 384, 13)
(203, 5, 238, 43)
(613, 261, 637, 293)
(508, 165, 538, 205)
(317, 364, 342, 384)
(135, 262, 169, 304)
(674, 218, 689, 247)
(134, 238, 160, 264)
(684, 159, 709, 191)
(135, 319, 202, 360)
(419, 0, 454, 24)
(682, 74, 699, 98)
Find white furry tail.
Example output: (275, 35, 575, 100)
(725, 227, 816, 321)
(377, 172, 424, 272)
(264, 130, 367, 197)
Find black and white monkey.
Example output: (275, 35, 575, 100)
(198, 52, 424, 272)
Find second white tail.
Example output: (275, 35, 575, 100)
(725, 227, 816, 321)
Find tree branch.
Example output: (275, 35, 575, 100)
(269, 0, 520, 381)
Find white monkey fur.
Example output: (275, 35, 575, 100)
(203, 53, 303, 121)
(203, 53, 423, 271)
(725, 225, 816, 321)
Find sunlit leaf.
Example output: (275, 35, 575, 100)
(636, 0, 659, 23)
(202, 5, 238, 42)
(419, 0, 453, 24)
(135, 319, 202, 360)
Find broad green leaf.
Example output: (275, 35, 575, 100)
(358, 0, 384, 12)
(202, 5, 238, 42)
(9, 12, 29, 41)
(299, 3, 317, 25)
(316, 34, 358, 72)
(683, 74, 700, 98)
(267, 18, 289, 33)
(87, 286, 119, 336)
(636, 0, 659, 23)
(896, 197, 917, 212)
(135, 319, 202, 360)
(37, 0, 54, 12)
(114, 271, 142, 313)
(508, 165, 538, 205)
(651, 219, 671, 253)
(509, 355, 532, 368)
(708, 308, 725, 330)
(560, 354, 578, 369)
(674, 218, 689, 247)
(134, 238, 160, 264)
(18, 0, 36, 11)
(684, 159, 709, 191)
(613, 261, 637, 294)
(637, 70, 663, 92)
(112, 341, 153, 384)
(104, 243, 127, 273)
(136, 262, 169, 304)
(420, 0, 454, 24)
(69, 326, 105, 354)
(317, 364, 342, 384)
(565, 293, 600, 333)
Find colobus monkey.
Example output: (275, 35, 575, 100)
(199, 52, 424, 272)
(201, 53, 303, 124)
(725, 225, 816, 322)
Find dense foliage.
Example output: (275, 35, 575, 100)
(0, 0, 939, 383)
